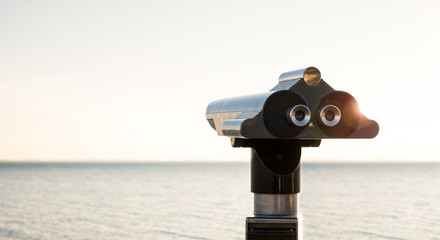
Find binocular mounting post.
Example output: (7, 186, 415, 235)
(232, 138, 320, 240)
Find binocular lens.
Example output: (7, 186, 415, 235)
(320, 105, 341, 126)
(295, 110, 306, 121)
(288, 105, 311, 127)
(325, 111, 335, 121)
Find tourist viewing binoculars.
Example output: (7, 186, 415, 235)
(206, 67, 378, 141)
(206, 67, 379, 240)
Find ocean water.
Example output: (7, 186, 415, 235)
(0, 162, 439, 240)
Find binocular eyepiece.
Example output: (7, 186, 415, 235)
(206, 67, 379, 140)
(288, 104, 311, 127)
(288, 104, 341, 128)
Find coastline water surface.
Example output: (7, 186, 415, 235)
(0, 162, 439, 240)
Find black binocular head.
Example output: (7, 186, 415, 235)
(206, 67, 379, 140)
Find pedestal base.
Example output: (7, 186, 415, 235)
(246, 217, 299, 240)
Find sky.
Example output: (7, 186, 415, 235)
(0, 0, 439, 162)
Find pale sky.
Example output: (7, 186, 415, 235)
(1, 0, 439, 162)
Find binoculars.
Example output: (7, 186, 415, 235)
(207, 67, 378, 141)
(206, 67, 379, 240)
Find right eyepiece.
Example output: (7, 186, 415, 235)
(319, 105, 341, 127)
(318, 91, 361, 137)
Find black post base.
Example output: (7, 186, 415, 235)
(246, 217, 298, 240)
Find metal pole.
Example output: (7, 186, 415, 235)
(246, 144, 302, 240)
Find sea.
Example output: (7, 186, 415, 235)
(0, 162, 439, 240)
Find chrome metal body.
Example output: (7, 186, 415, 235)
(206, 92, 273, 137)
(254, 193, 300, 217)
(278, 67, 321, 86)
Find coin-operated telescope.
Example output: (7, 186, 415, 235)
(206, 67, 379, 240)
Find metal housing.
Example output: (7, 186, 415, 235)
(206, 67, 379, 139)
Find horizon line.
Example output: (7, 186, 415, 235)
(0, 159, 439, 164)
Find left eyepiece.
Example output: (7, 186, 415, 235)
(287, 105, 311, 127)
